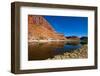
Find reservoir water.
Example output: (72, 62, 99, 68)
(28, 41, 82, 60)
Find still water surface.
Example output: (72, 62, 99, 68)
(28, 41, 82, 60)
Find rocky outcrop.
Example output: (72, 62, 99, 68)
(28, 15, 67, 42)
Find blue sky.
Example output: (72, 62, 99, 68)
(44, 15, 88, 37)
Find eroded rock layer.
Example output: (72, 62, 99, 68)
(28, 15, 67, 42)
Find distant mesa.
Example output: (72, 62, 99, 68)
(28, 15, 67, 42)
(66, 36, 80, 41)
(80, 36, 88, 44)
(80, 36, 88, 40)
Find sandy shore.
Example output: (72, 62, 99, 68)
(47, 45, 88, 60)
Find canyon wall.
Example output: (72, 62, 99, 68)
(28, 15, 54, 31)
(28, 15, 67, 42)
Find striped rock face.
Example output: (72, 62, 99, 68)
(28, 15, 67, 42)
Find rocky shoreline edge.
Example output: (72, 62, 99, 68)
(46, 45, 88, 60)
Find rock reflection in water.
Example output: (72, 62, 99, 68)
(28, 41, 81, 60)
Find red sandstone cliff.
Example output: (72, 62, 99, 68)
(28, 15, 67, 42)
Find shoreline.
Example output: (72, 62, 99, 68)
(46, 45, 88, 60)
(28, 39, 80, 43)
(28, 40, 67, 43)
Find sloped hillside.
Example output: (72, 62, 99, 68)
(28, 15, 67, 42)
